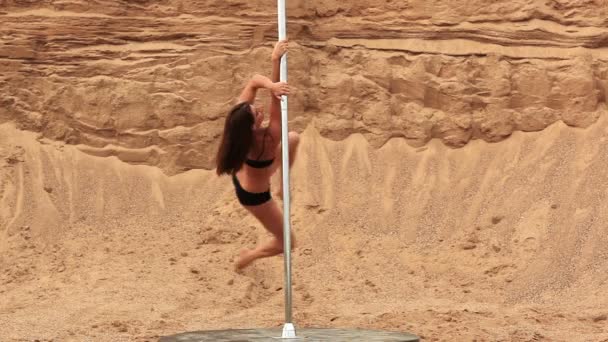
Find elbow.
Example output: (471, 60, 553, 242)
(251, 74, 263, 84)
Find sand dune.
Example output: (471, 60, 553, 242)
(1, 1, 608, 341)
(1, 117, 608, 341)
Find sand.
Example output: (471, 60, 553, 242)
(1, 1, 608, 341)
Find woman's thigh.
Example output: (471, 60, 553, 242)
(246, 199, 284, 239)
(269, 132, 300, 174)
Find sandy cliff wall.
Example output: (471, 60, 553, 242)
(1, 0, 606, 173)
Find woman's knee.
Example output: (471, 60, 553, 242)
(288, 131, 300, 146)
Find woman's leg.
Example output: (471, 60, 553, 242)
(274, 131, 300, 199)
(236, 198, 296, 269)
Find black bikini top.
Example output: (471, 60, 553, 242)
(246, 128, 274, 169)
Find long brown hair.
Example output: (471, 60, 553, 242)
(216, 102, 254, 175)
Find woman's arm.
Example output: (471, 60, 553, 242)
(238, 73, 289, 105)
(238, 74, 273, 104)
(268, 40, 289, 136)
(271, 40, 287, 82)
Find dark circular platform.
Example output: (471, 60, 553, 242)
(159, 328, 419, 342)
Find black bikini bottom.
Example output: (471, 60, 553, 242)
(232, 173, 271, 206)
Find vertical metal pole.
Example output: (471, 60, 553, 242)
(277, 0, 295, 339)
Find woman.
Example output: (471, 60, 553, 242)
(216, 40, 300, 270)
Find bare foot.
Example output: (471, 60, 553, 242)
(235, 249, 255, 271)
